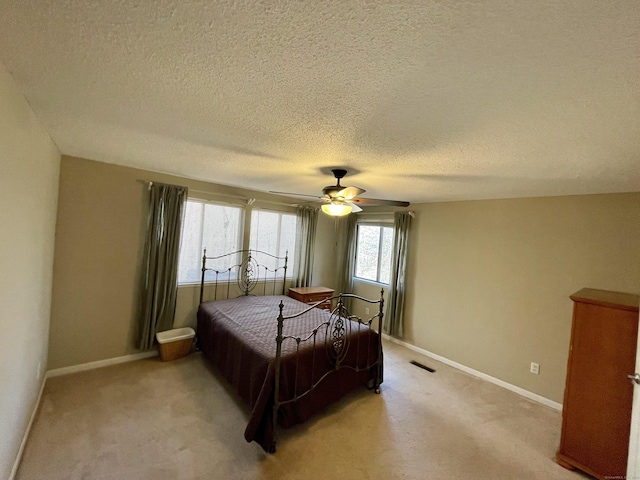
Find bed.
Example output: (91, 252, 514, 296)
(196, 249, 384, 453)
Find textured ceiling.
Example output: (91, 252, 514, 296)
(1, 0, 639, 203)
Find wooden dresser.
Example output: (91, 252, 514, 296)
(556, 288, 639, 479)
(288, 286, 334, 311)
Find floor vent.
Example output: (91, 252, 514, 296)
(410, 360, 436, 373)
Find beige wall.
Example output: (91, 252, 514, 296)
(403, 193, 640, 403)
(49, 156, 337, 368)
(0, 63, 60, 479)
(311, 213, 340, 290)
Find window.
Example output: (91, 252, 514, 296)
(177, 200, 243, 284)
(354, 224, 394, 284)
(249, 209, 297, 278)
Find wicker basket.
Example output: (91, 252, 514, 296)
(156, 327, 195, 361)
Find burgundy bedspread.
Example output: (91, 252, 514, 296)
(196, 295, 380, 451)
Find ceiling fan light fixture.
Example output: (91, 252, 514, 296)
(273, 168, 410, 214)
(321, 202, 352, 216)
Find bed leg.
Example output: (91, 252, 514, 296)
(375, 289, 384, 395)
(374, 372, 381, 394)
(269, 302, 284, 455)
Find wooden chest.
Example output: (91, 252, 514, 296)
(288, 286, 335, 311)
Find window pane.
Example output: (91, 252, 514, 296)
(177, 200, 243, 284)
(354, 224, 394, 285)
(279, 214, 296, 260)
(249, 210, 297, 278)
(355, 225, 380, 281)
(379, 227, 394, 284)
(178, 201, 204, 284)
(202, 204, 243, 277)
(250, 210, 278, 255)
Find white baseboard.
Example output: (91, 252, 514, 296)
(9, 376, 46, 480)
(46, 350, 158, 378)
(383, 334, 562, 411)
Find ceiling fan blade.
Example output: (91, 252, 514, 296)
(345, 202, 363, 213)
(350, 197, 410, 207)
(337, 186, 366, 200)
(269, 191, 321, 199)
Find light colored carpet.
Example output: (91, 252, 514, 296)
(16, 341, 590, 480)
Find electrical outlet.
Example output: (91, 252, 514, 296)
(530, 362, 540, 375)
(365, 307, 370, 314)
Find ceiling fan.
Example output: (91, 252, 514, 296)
(271, 169, 410, 216)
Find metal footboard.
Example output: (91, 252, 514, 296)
(270, 289, 384, 452)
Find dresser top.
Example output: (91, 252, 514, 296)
(288, 286, 334, 295)
(570, 288, 639, 312)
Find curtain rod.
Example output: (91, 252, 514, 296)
(140, 180, 413, 214)
(142, 180, 302, 208)
(356, 210, 415, 217)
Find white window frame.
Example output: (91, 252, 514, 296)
(353, 222, 394, 285)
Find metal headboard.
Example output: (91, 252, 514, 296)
(199, 249, 289, 304)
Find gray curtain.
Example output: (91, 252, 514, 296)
(138, 183, 188, 350)
(384, 211, 412, 337)
(292, 206, 318, 287)
(336, 214, 358, 308)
